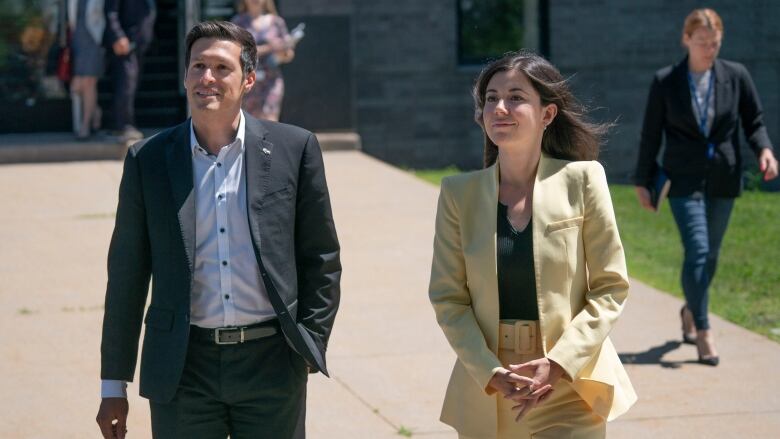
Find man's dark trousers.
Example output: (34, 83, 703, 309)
(104, 0, 155, 130)
(150, 331, 308, 438)
(109, 45, 147, 130)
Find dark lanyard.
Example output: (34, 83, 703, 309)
(687, 69, 716, 159)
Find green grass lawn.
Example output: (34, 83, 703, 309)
(413, 168, 780, 342)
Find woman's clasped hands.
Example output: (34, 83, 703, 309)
(488, 357, 566, 422)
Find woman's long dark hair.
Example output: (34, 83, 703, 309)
(473, 50, 610, 167)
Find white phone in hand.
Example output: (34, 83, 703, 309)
(288, 23, 305, 46)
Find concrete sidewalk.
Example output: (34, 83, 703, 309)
(0, 131, 361, 164)
(1, 151, 778, 438)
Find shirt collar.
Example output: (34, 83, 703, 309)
(190, 110, 246, 156)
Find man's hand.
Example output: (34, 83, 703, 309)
(112, 37, 131, 56)
(759, 148, 778, 181)
(635, 186, 655, 211)
(96, 397, 129, 439)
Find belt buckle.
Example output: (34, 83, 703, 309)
(513, 322, 535, 354)
(214, 327, 244, 345)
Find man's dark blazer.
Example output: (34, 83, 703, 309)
(634, 57, 773, 197)
(100, 114, 341, 402)
(104, 0, 155, 49)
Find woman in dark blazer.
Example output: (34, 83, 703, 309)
(634, 8, 778, 366)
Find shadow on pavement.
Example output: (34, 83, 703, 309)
(618, 340, 703, 369)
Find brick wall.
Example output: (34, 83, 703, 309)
(282, 0, 352, 15)
(549, 0, 780, 181)
(280, 0, 780, 178)
(350, 0, 484, 169)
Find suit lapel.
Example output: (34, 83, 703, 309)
(244, 116, 272, 234)
(532, 156, 553, 344)
(486, 164, 499, 289)
(241, 116, 330, 374)
(711, 58, 731, 136)
(165, 120, 196, 272)
(673, 59, 703, 139)
(447, 164, 500, 351)
(470, 164, 499, 333)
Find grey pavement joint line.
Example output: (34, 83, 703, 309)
(618, 409, 780, 422)
(401, 430, 458, 436)
(329, 350, 452, 360)
(332, 375, 402, 433)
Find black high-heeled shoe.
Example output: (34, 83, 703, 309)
(680, 306, 696, 344)
(698, 355, 720, 366)
(696, 331, 719, 366)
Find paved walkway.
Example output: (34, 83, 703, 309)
(1, 151, 778, 438)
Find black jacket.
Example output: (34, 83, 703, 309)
(104, 0, 155, 49)
(634, 57, 773, 197)
(100, 115, 341, 402)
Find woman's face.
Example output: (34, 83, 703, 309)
(684, 27, 722, 68)
(482, 69, 556, 149)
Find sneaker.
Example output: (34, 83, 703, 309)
(118, 125, 144, 143)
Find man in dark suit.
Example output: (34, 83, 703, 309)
(104, 0, 156, 142)
(95, 21, 341, 439)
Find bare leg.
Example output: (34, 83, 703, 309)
(80, 76, 99, 137)
(697, 329, 718, 361)
(681, 306, 696, 341)
(71, 77, 86, 137)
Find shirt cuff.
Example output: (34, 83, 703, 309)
(101, 380, 128, 398)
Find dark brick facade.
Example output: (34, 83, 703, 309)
(550, 0, 780, 181)
(5, 0, 775, 179)
(285, 0, 780, 179)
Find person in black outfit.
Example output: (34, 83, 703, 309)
(634, 8, 778, 366)
(104, 0, 156, 142)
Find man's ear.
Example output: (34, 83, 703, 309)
(244, 70, 256, 92)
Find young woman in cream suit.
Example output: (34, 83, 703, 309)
(429, 51, 636, 439)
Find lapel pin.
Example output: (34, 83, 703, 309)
(262, 147, 271, 155)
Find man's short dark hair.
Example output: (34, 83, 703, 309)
(184, 21, 257, 78)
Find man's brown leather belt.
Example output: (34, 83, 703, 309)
(190, 320, 279, 345)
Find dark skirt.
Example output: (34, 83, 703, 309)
(71, 0, 104, 77)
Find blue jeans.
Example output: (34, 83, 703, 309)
(668, 196, 735, 330)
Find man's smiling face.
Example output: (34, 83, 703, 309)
(184, 37, 255, 115)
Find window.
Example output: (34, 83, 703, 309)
(200, 0, 236, 20)
(457, 0, 546, 65)
(200, 0, 285, 20)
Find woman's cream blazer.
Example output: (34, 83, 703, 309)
(429, 155, 636, 438)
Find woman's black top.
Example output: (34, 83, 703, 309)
(497, 203, 539, 321)
(633, 57, 774, 198)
